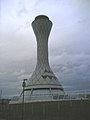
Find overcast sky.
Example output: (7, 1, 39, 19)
(0, 0, 90, 98)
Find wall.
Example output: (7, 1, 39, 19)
(0, 100, 90, 120)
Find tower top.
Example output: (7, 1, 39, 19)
(35, 15, 49, 20)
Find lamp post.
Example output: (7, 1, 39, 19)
(22, 79, 27, 120)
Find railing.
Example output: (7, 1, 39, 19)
(10, 90, 90, 104)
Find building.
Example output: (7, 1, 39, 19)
(18, 15, 65, 102)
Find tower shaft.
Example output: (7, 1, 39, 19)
(32, 16, 52, 68)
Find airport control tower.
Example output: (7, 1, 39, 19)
(20, 15, 64, 102)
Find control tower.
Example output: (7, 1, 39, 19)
(20, 15, 64, 102)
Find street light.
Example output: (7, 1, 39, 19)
(22, 79, 27, 120)
(22, 79, 27, 103)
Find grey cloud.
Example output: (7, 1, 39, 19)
(12, 69, 25, 76)
(17, 0, 29, 16)
(17, 7, 28, 16)
(0, 62, 33, 98)
(51, 53, 90, 74)
(25, 21, 30, 28)
(50, 51, 90, 91)
(34, 0, 60, 6)
(17, 73, 31, 80)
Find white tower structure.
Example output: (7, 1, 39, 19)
(20, 15, 64, 102)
